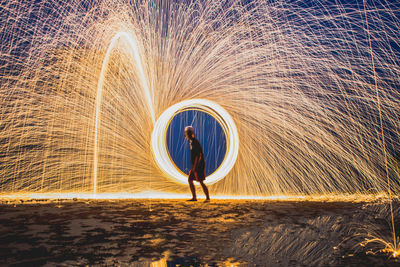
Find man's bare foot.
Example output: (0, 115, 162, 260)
(204, 199, 210, 202)
(187, 198, 197, 201)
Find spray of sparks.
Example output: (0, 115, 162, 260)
(1, 0, 400, 257)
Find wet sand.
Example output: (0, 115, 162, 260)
(0, 199, 399, 266)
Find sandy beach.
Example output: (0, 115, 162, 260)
(0, 198, 399, 266)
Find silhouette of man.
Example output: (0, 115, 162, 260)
(184, 126, 210, 202)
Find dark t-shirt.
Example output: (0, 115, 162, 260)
(190, 138, 205, 172)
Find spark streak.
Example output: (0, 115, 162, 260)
(93, 31, 155, 194)
(0, 0, 400, 196)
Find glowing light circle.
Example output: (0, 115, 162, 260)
(151, 99, 239, 185)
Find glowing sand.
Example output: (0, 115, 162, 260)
(1, 196, 399, 265)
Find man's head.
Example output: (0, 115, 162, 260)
(184, 126, 195, 140)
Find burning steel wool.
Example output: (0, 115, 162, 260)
(1, 0, 400, 260)
(1, 0, 400, 196)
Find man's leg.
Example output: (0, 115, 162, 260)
(199, 181, 210, 200)
(188, 177, 197, 201)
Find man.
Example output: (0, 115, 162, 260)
(184, 126, 210, 202)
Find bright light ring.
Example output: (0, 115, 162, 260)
(151, 99, 239, 185)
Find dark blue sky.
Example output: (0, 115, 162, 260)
(166, 110, 226, 176)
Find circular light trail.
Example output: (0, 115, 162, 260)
(151, 99, 239, 185)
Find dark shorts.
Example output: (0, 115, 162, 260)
(188, 169, 206, 182)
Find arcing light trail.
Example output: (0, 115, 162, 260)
(94, 31, 155, 194)
(95, 33, 239, 191)
(1, 1, 400, 207)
